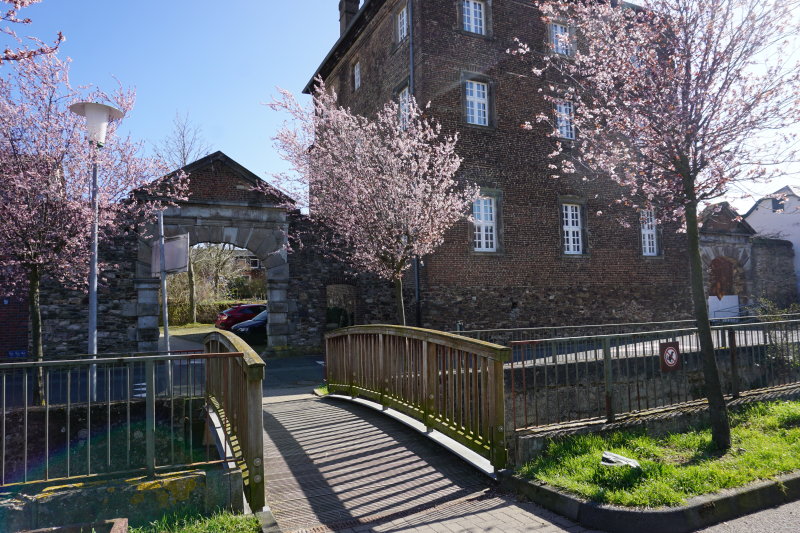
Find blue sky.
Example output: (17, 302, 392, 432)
(10, 0, 799, 212)
(17, 0, 339, 184)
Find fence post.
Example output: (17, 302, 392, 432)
(728, 328, 740, 399)
(379, 334, 387, 409)
(245, 362, 265, 512)
(603, 337, 615, 423)
(491, 357, 507, 469)
(145, 360, 155, 477)
(424, 341, 436, 431)
(348, 334, 355, 398)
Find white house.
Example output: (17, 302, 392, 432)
(744, 186, 800, 297)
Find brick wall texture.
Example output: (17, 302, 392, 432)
(296, 0, 697, 334)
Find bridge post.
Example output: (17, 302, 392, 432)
(379, 334, 387, 409)
(424, 341, 436, 431)
(491, 358, 507, 469)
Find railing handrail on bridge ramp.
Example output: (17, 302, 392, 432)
(0, 340, 265, 512)
(203, 329, 265, 512)
(325, 325, 511, 469)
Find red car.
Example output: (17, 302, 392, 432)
(215, 304, 267, 330)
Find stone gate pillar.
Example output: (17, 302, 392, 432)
(135, 278, 160, 352)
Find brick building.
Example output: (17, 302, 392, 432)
(287, 0, 695, 336)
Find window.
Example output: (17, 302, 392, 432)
(397, 5, 408, 41)
(249, 257, 261, 269)
(549, 22, 573, 56)
(462, 0, 485, 35)
(473, 197, 496, 252)
(465, 80, 489, 126)
(640, 209, 659, 256)
(562, 203, 583, 254)
(398, 85, 411, 129)
(555, 99, 575, 139)
(353, 61, 361, 90)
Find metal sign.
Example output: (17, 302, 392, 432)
(151, 233, 190, 277)
(659, 342, 681, 372)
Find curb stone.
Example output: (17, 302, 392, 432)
(257, 508, 281, 533)
(498, 469, 800, 533)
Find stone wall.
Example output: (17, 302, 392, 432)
(40, 233, 139, 357)
(752, 237, 798, 307)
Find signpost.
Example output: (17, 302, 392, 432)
(659, 342, 682, 372)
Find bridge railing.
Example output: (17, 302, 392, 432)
(0, 350, 242, 487)
(506, 319, 800, 431)
(325, 325, 511, 469)
(203, 330, 265, 512)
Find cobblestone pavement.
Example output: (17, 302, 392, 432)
(263, 397, 604, 533)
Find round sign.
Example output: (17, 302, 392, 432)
(663, 346, 679, 367)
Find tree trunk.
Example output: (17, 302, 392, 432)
(188, 258, 197, 324)
(685, 199, 731, 451)
(28, 267, 44, 406)
(394, 277, 406, 326)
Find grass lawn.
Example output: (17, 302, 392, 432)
(518, 400, 800, 508)
(130, 511, 260, 533)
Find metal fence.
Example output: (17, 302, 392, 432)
(0, 330, 265, 512)
(326, 325, 510, 469)
(507, 319, 800, 431)
(451, 313, 800, 346)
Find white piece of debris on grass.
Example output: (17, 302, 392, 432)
(601, 451, 641, 469)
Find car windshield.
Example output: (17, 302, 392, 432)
(253, 310, 269, 321)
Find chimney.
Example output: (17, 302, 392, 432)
(339, 0, 360, 35)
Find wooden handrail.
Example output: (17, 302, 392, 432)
(326, 325, 509, 469)
(203, 330, 265, 512)
(326, 324, 511, 362)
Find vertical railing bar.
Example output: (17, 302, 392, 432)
(87, 365, 92, 475)
(145, 360, 155, 476)
(126, 362, 131, 469)
(107, 364, 111, 470)
(45, 370, 50, 480)
(24, 370, 28, 482)
(67, 370, 71, 478)
(2, 372, 5, 485)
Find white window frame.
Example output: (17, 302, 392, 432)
(397, 5, 408, 41)
(562, 203, 583, 255)
(555, 99, 575, 140)
(398, 85, 411, 129)
(473, 196, 497, 252)
(641, 209, 659, 256)
(462, 0, 486, 35)
(549, 22, 573, 56)
(465, 80, 489, 126)
(353, 61, 361, 90)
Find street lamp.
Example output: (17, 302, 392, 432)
(68, 102, 123, 397)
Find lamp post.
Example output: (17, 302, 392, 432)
(68, 102, 124, 399)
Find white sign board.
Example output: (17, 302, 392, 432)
(151, 233, 190, 277)
(708, 295, 740, 319)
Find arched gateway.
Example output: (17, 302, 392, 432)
(134, 151, 291, 352)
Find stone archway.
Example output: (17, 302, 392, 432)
(133, 152, 290, 352)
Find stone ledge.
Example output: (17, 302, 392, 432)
(499, 468, 800, 533)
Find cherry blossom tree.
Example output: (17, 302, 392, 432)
(517, 0, 800, 449)
(2, 1, 63, 64)
(269, 82, 479, 324)
(0, 54, 187, 401)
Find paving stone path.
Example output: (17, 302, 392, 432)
(262, 397, 603, 533)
